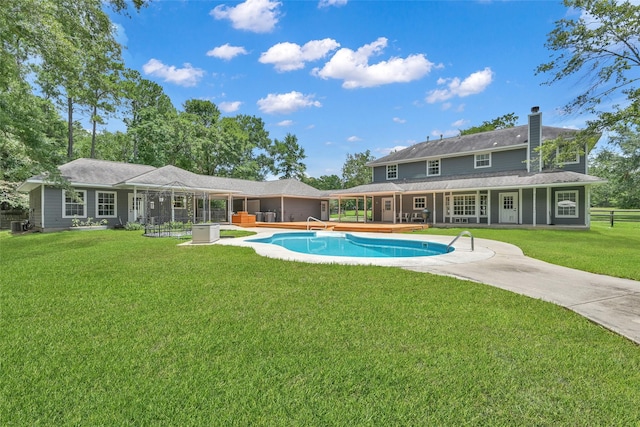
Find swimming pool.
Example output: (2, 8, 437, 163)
(248, 232, 454, 258)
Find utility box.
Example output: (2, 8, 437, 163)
(192, 223, 220, 244)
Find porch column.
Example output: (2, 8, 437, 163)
(171, 189, 175, 222)
(518, 188, 523, 224)
(476, 190, 480, 224)
(487, 191, 491, 226)
(41, 184, 45, 229)
(338, 196, 342, 222)
(363, 195, 368, 223)
(134, 186, 138, 222)
(280, 196, 284, 222)
(432, 193, 436, 225)
(393, 193, 397, 224)
(533, 188, 537, 227)
(546, 186, 551, 224)
(228, 194, 233, 223)
(398, 194, 403, 224)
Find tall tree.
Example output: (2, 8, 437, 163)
(272, 133, 307, 180)
(536, 0, 640, 135)
(302, 174, 343, 190)
(459, 113, 518, 135)
(342, 150, 375, 188)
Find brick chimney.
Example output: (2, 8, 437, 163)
(528, 106, 542, 173)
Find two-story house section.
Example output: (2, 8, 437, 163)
(330, 107, 605, 228)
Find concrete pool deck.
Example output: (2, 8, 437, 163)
(213, 226, 640, 345)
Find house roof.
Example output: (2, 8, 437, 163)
(329, 170, 606, 196)
(367, 125, 581, 166)
(19, 158, 325, 199)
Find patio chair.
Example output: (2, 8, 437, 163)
(411, 213, 422, 222)
(397, 213, 409, 223)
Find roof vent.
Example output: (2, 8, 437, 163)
(531, 106, 540, 113)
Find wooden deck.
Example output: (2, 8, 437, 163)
(252, 221, 428, 233)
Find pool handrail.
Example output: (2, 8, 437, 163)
(307, 216, 328, 230)
(447, 230, 474, 252)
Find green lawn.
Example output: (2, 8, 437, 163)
(1, 228, 639, 425)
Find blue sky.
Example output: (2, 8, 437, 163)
(111, 0, 590, 178)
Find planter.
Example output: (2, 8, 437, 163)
(192, 223, 220, 244)
(70, 225, 108, 231)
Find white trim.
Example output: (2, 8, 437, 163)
(62, 189, 87, 218)
(426, 159, 441, 176)
(366, 144, 529, 167)
(474, 153, 491, 169)
(556, 146, 580, 165)
(555, 190, 579, 218)
(386, 164, 398, 180)
(413, 196, 426, 210)
(41, 184, 45, 229)
(95, 190, 117, 218)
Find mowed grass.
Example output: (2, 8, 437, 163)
(419, 221, 640, 281)
(1, 230, 640, 425)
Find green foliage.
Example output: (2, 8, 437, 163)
(302, 174, 343, 190)
(124, 221, 143, 231)
(71, 216, 108, 227)
(342, 150, 375, 188)
(1, 230, 640, 424)
(459, 113, 518, 135)
(272, 133, 306, 180)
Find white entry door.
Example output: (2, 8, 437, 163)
(128, 193, 145, 223)
(381, 197, 394, 222)
(320, 201, 329, 221)
(499, 192, 518, 223)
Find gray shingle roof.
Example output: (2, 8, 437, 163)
(328, 170, 605, 196)
(368, 125, 580, 166)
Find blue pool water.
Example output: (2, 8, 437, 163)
(248, 232, 454, 258)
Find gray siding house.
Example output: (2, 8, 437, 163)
(330, 108, 605, 227)
(17, 159, 329, 232)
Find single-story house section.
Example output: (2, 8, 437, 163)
(17, 158, 330, 232)
(328, 108, 606, 228)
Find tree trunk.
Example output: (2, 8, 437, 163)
(67, 97, 74, 160)
(91, 104, 98, 158)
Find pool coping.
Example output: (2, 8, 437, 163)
(211, 228, 495, 268)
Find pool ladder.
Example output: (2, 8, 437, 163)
(307, 216, 328, 230)
(447, 230, 474, 252)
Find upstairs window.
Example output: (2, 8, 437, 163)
(475, 153, 491, 168)
(556, 146, 580, 165)
(63, 190, 87, 218)
(386, 164, 398, 180)
(427, 159, 440, 176)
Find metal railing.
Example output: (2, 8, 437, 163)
(447, 230, 474, 252)
(307, 216, 328, 230)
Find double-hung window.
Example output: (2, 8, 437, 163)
(475, 153, 491, 168)
(452, 194, 476, 216)
(413, 197, 426, 210)
(63, 190, 87, 218)
(555, 191, 578, 218)
(173, 195, 187, 209)
(427, 159, 440, 176)
(96, 191, 117, 218)
(386, 164, 398, 180)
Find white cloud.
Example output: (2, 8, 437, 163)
(312, 37, 437, 88)
(393, 117, 406, 124)
(142, 59, 205, 87)
(112, 23, 128, 47)
(207, 44, 249, 60)
(277, 120, 294, 126)
(426, 67, 494, 103)
(318, 0, 347, 8)
(430, 129, 459, 139)
(347, 136, 362, 142)
(219, 101, 242, 113)
(210, 0, 281, 33)
(260, 38, 340, 72)
(257, 91, 321, 114)
(452, 119, 468, 128)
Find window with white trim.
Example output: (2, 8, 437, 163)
(555, 190, 578, 218)
(63, 189, 87, 218)
(173, 195, 186, 209)
(556, 146, 580, 164)
(479, 194, 488, 217)
(475, 153, 491, 168)
(452, 194, 476, 216)
(413, 197, 426, 210)
(386, 164, 398, 180)
(96, 191, 117, 217)
(427, 159, 440, 176)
